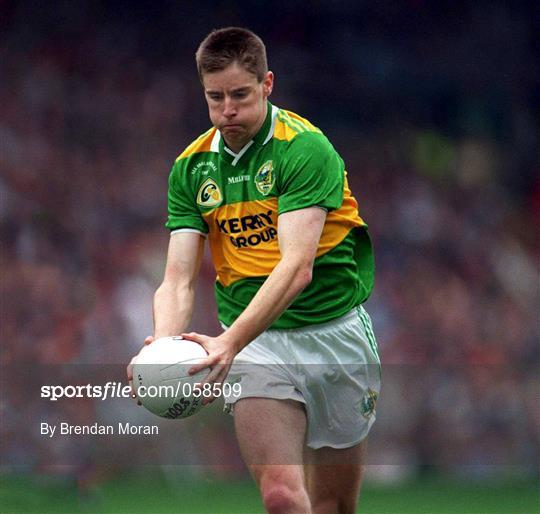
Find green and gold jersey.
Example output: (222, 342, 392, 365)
(166, 102, 374, 329)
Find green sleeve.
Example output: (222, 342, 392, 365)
(277, 132, 344, 215)
(165, 160, 209, 233)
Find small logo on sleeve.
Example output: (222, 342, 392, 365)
(197, 178, 223, 207)
(254, 160, 274, 195)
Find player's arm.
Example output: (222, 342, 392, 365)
(153, 231, 205, 338)
(183, 206, 326, 390)
(127, 231, 204, 395)
(222, 206, 326, 345)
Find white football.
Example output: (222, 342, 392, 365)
(132, 336, 208, 419)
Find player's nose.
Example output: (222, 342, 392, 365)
(222, 97, 237, 117)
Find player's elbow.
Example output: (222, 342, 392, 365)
(294, 264, 313, 291)
(154, 279, 193, 304)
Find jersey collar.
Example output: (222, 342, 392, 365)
(212, 101, 278, 166)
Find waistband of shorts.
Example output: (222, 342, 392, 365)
(220, 306, 364, 333)
(271, 307, 362, 334)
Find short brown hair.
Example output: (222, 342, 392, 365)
(196, 27, 268, 82)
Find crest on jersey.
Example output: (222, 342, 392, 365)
(196, 178, 222, 207)
(360, 389, 378, 419)
(255, 160, 274, 196)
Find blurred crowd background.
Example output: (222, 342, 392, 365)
(1, 0, 539, 482)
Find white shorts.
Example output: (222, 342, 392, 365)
(223, 305, 381, 449)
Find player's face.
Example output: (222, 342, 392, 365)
(202, 62, 273, 153)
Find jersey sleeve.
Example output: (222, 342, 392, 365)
(277, 132, 345, 215)
(165, 159, 209, 234)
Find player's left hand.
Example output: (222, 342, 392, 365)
(180, 332, 238, 405)
(127, 335, 155, 406)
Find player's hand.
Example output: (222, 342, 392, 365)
(126, 335, 154, 405)
(180, 332, 238, 405)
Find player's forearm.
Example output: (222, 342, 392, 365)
(153, 281, 195, 339)
(223, 257, 312, 351)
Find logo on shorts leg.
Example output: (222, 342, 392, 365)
(360, 389, 378, 419)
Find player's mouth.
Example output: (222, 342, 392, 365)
(222, 124, 243, 131)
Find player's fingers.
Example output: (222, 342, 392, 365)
(192, 365, 221, 401)
(180, 332, 209, 349)
(201, 363, 226, 387)
(201, 370, 219, 387)
(203, 370, 228, 405)
(128, 375, 141, 405)
(202, 381, 222, 405)
(180, 332, 206, 347)
(129, 379, 142, 405)
(180, 333, 211, 357)
(127, 356, 142, 405)
(210, 360, 230, 381)
(198, 363, 230, 404)
(131, 338, 151, 404)
(188, 356, 213, 376)
(126, 355, 137, 380)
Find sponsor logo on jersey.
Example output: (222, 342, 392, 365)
(360, 389, 378, 419)
(197, 178, 223, 207)
(191, 161, 217, 175)
(255, 160, 274, 195)
(215, 209, 277, 248)
(227, 175, 251, 185)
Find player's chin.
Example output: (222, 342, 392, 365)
(221, 124, 244, 135)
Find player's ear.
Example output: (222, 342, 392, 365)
(262, 71, 273, 97)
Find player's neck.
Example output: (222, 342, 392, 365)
(223, 137, 249, 154)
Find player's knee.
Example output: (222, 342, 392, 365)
(261, 483, 309, 514)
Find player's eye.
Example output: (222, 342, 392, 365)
(207, 93, 223, 101)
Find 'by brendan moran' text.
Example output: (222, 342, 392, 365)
(40, 422, 159, 437)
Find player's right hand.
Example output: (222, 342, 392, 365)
(127, 335, 154, 405)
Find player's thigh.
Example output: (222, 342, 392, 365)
(234, 399, 312, 513)
(234, 397, 307, 481)
(304, 441, 365, 512)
